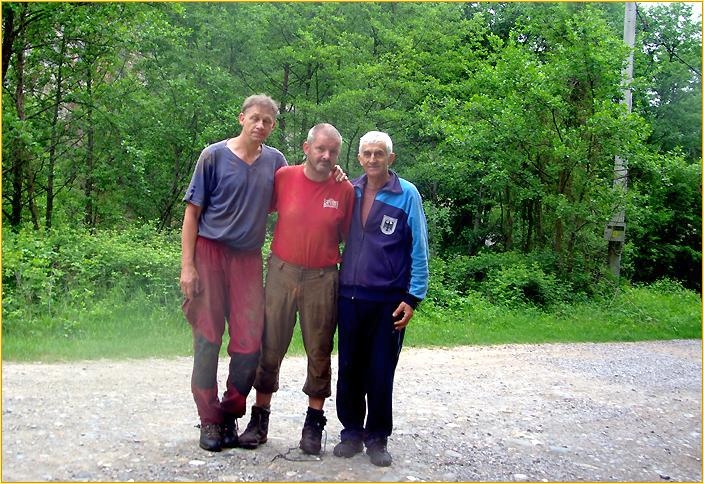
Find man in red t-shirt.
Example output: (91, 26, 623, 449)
(238, 123, 354, 455)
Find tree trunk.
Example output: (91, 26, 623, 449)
(26, 172, 40, 230)
(503, 186, 513, 250)
(279, 62, 289, 149)
(46, 31, 67, 230)
(158, 146, 191, 232)
(2, 4, 15, 85)
(9, 15, 26, 228)
(554, 219, 563, 256)
(524, 199, 534, 252)
(84, 71, 96, 229)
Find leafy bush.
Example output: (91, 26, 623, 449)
(424, 257, 461, 307)
(2, 226, 701, 360)
(625, 151, 702, 292)
(2, 224, 182, 333)
(484, 262, 570, 308)
(423, 200, 453, 256)
(433, 251, 573, 308)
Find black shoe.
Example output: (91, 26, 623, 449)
(333, 439, 363, 458)
(238, 405, 270, 450)
(222, 416, 239, 448)
(299, 407, 327, 455)
(199, 423, 222, 452)
(366, 441, 392, 467)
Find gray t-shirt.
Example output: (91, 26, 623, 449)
(183, 139, 288, 251)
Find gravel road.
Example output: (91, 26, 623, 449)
(2, 340, 701, 482)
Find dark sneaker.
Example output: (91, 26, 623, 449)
(221, 417, 239, 448)
(333, 439, 363, 458)
(238, 406, 270, 450)
(366, 441, 392, 467)
(199, 423, 222, 452)
(299, 407, 327, 455)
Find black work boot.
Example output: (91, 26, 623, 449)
(299, 407, 327, 455)
(333, 438, 363, 458)
(221, 415, 239, 448)
(366, 439, 392, 467)
(238, 405, 270, 449)
(199, 423, 222, 452)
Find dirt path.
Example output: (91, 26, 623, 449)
(2, 340, 701, 482)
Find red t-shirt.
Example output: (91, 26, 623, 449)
(271, 165, 355, 268)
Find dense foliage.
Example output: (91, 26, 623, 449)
(2, 2, 702, 331)
(2, 225, 700, 354)
(1, 224, 181, 335)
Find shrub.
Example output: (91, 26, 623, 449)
(2, 224, 182, 333)
(424, 257, 464, 309)
(484, 262, 570, 308)
(435, 251, 574, 309)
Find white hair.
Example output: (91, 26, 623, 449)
(358, 131, 393, 155)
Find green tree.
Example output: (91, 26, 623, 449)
(634, 2, 702, 161)
(2, 2, 58, 229)
(113, 2, 247, 230)
(2, 2, 175, 230)
(413, 3, 650, 289)
(2, 1, 700, 293)
(624, 150, 701, 290)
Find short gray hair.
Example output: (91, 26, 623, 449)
(307, 123, 342, 144)
(358, 131, 393, 155)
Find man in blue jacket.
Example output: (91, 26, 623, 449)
(333, 131, 429, 467)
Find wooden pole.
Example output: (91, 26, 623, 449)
(606, 1, 637, 278)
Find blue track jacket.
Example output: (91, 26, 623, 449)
(339, 171, 429, 308)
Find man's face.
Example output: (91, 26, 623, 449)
(358, 141, 395, 177)
(303, 132, 341, 177)
(239, 105, 276, 143)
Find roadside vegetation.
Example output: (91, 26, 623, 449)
(1, 225, 699, 362)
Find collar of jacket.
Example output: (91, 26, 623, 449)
(352, 170, 402, 195)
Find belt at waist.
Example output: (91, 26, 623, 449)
(268, 253, 338, 276)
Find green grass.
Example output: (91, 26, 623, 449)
(2, 291, 191, 362)
(2, 283, 701, 362)
(406, 282, 702, 347)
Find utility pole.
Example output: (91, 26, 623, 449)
(605, 1, 637, 278)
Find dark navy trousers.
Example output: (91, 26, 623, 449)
(336, 296, 405, 445)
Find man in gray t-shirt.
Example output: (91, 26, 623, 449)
(184, 139, 286, 250)
(179, 94, 287, 452)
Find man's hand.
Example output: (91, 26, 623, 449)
(392, 301, 414, 330)
(333, 164, 349, 182)
(180, 265, 201, 299)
